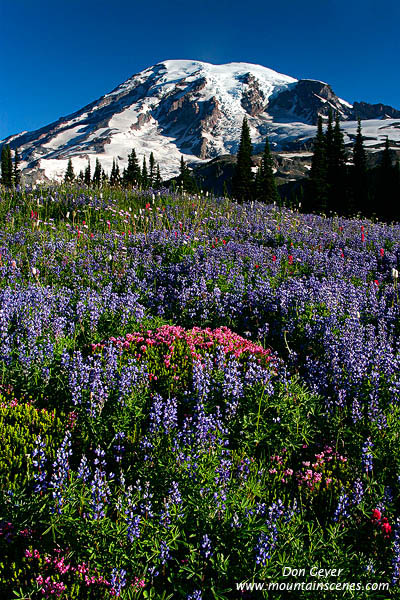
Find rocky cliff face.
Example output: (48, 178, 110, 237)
(2, 59, 400, 182)
(268, 80, 353, 123)
(352, 101, 400, 120)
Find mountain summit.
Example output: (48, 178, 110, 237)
(2, 59, 400, 181)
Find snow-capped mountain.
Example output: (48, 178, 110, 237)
(2, 59, 400, 181)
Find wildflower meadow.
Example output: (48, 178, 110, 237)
(1, 184, 400, 599)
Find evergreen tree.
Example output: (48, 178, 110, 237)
(353, 118, 367, 175)
(124, 149, 141, 186)
(352, 118, 368, 214)
(78, 170, 84, 182)
(329, 114, 348, 213)
(13, 148, 21, 186)
(232, 117, 254, 202)
(378, 137, 396, 219)
(154, 164, 162, 189)
(255, 136, 279, 203)
(325, 109, 334, 172)
(92, 158, 102, 186)
(84, 161, 91, 185)
(141, 157, 149, 189)
(308, 116, 328, 212)
(149, 152, 156, 186)
(64, 158, 75, 183)
(177, 156, 197, 192)
(1, 144, 13, 186)
(110, 159, 121, 186)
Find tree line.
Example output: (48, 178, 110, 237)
(2, 115, 399, 222)
(305, 110, 400, 219)
(231, 117, 279, 204)
(64, 150, 164, 189)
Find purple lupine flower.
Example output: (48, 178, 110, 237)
(110, 568, 127, 597)
(32, 435, 47, 493)
(90, 447, 110, 520)
(351, 479, 364, 505)
(149, 393, 177, 435)
(139, 481, 154, 519)
(333, 490, 351, 521)
(200, 534, 213, 559)
(187, 592, 202, 600)
(215, 451, 232, 485)
(192, 357, 211, 401)
(392, 518, 400, 585)
(159, 540, 171, 565)
(361, 438, 374, 474)
(255, 499, 295, 566)
(231, 513, 242, 529)
(124, 486, 141, 542)
(50, 431, 72, 513)
(168, 481, 182, 506)
(113, 432, 126, 463)
(222, 356, 243, 418)
(77, 455, 90, 482)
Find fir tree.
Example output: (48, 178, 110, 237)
(110, 159, 121, 186)
(353, 118, 367, 175)
(325, 109, 334, 171)
(141, 157, 149, 189)
(149, 152, 155, 186)
(232, 117, 253, 202)
(308, 116, 328, 212)
(92, 158, 101, 186)
(1, 145, 13, 186)
(352, 118, 368, 214)
(92, 159, 102, 186)
(13, 148, 21, 186)
(255, 136, 279, 203)
(178, 156, 196, 192)
(84, 161, 91, 185)
(329, 114, 348, 213)
(124, 149, 141, 186)
(154, 164, 162, 189)
(64, 158, 75, 183)
(378, 137, 396, 219)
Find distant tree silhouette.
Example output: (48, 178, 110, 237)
(255, 136, 279, 203)
(64, 159, 75, 183)
(92, 158, 102, 186)
(232, 117, 253, 201)
(1, 144, 13, 186)
(13, 148, 21, 185)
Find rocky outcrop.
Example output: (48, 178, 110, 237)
(268, 79, 353, 124)
(240, 73, 266, 116)
(351, 101, 400, 120)
(130, 112, 152, 130)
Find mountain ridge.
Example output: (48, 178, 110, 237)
(2, 59, 400, 182)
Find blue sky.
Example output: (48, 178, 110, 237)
(1, 0, 399, 139)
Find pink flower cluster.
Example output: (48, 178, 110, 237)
(36, 576, 66, 598)
(296, 446, 347, 491)
(24, 547, 145, 597)
(92, 325, 273, 367)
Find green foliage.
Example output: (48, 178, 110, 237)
(0, 397, 64, 490)
(232, 117, 254, 202)
(64, 159, 74, 183)
(1, 144, 13, 186)
(255, 137, 279, 204)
